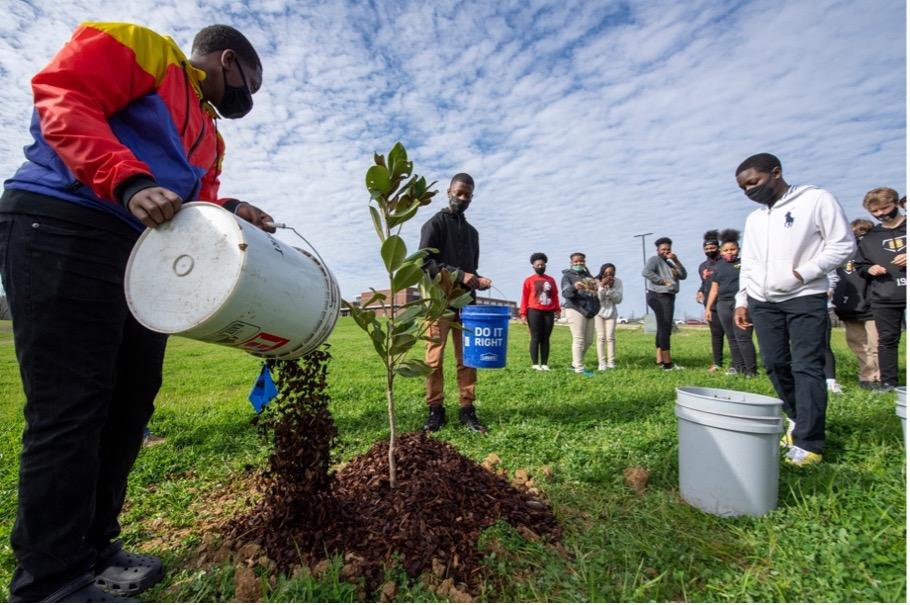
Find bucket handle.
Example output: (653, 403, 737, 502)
(265, 221, 330, 271)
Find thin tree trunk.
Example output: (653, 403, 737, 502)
(386, 372, 397, 488)
(387, 272, 398, 489)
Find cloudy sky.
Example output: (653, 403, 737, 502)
(0, 0, 905, 318)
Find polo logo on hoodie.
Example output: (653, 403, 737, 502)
(882, 236, 906, 253)
(784, 212, 794, 228)
(843, 260, 855, 274)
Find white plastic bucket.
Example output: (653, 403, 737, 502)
(896, 387, 906, 447)
(125, 202, 339, 360)
(676, 387, 783, 517)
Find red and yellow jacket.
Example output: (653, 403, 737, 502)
(5, 22, 234, 232)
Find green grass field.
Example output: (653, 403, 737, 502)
(0, 318, 905, 602)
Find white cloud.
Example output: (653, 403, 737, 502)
(0, 0, 904, 321)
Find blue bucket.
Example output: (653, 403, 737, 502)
(461, 305, 510, 368)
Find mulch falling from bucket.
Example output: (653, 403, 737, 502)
(224, 348, 558, 595)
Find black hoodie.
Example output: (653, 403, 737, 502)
(854, 219, 906, 307)
(561, 268, 601, 318)
(832, 243, 873, 320)
(419, 208, 480, 294)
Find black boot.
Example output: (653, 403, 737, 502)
(423, 405, 446, 432)
(458, 405, 487, 433)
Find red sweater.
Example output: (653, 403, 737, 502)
(520, 274, 561, 317)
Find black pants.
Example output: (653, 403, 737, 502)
(717, 299, 757, 375)
(823, 312, 836, 380)
(0, 211, 167, 601)
(527, 308, 555, 365)
(749, 294, 827, 453)
(647, 292, 675, 350)
(872, 305, 905, 387)
(707, 304, 725, 366)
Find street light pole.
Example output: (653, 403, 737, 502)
(633, 232, 653, 315)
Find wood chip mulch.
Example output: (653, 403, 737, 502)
(223, 350, 559, 596)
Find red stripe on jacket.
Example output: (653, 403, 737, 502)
(31, 23, 227, 205)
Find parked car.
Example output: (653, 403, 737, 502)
(617, 316, 629, 324)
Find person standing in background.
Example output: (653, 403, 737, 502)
(854, 187, 906, 391)
(705, 229, 756, 377)
(643, 237, 687, 370)
(419, 173, 491, 432)
(832, 219, 880, 389)
(697, 230, 726, 372)
(595, 263, 623, 370)
(823, 272, 845, 394)
(519, 253, 561, 371)
(561, 252, 600, 375)
(733, 153, 854, 467)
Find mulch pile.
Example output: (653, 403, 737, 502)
(222, 349, 558, 597)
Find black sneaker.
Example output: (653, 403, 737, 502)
(458, 405, 487, 433)
(38, 574, 137, 603)
(94, 540, 164, 597)
(423, 405, 446, 432)
(859, 380, 879, 390)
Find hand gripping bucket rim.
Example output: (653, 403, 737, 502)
(124, 202, 340, 360)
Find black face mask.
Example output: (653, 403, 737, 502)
(745, 181, 777, 205)
(874, 206, 900, 221)
(216, 60, 253, 119)
(449, 196, 470, 214)
(534, 266, 546, 275)
(704, 249, 719, 259)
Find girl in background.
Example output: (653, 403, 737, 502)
(642, 237, 687, 370)
(595, 263, 623, 370)
(519, 253, 560, 370)
(705, 229, 757, 376)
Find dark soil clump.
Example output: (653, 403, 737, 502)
(224, 349, 558, 595)
(333, 431, 558, 590)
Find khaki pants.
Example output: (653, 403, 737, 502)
(843, 318, 880, 382)
(425, 315, 476, 406)
(566, 308, 595, 371)
(594, 315, 617, 366)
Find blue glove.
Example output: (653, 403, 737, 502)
(248, 362, 278, 413)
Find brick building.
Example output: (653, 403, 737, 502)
(348, 288, 517, 318)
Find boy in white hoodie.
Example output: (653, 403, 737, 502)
(733, 153, 854, 467)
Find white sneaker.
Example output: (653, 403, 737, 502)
(785, 445, 822, 467)
(827, 380, 844, 394)
(532, 364, 542, 371)
(780, 417, 796, 449)
(540, 365, 550, 371)
(598, 363, 608, 371)
(606, 363, 615, 369)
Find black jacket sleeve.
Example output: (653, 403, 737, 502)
(561, 272, 577, 301)
(852, 241, 873, 280)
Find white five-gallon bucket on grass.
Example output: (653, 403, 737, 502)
(676, 387, 784, 517)
(897, 387, 906, 447)
(125, 202, 339, 360)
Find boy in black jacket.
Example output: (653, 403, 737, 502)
(418, 173, 491, 432)
(854, 187, 906, 390)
